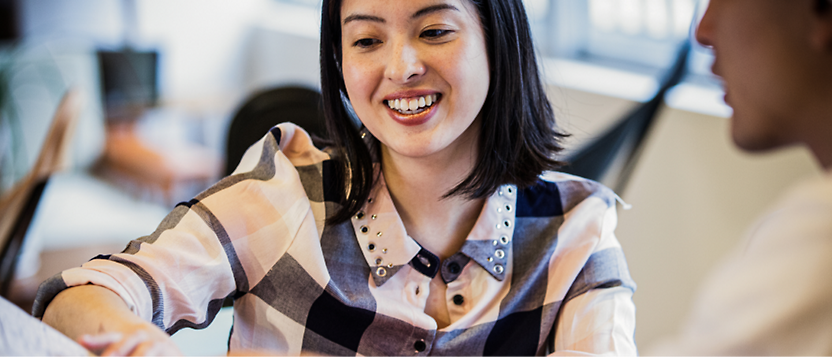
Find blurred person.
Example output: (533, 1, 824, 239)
(32, 0, 637, 355)
(650, 0, 832, 354)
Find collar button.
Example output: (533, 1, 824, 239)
(414, 340, 426, 353)
(447, 262, 461, 274)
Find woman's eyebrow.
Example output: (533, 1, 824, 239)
(412, 4, 459, 19)
(342, 3, 459, 26)
(343, 14, 385, 25)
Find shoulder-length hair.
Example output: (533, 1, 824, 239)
(320, 0, 566, 224)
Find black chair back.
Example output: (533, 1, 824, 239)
(224, 86, 326, 176)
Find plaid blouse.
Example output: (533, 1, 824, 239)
(34, 123, 637, 355)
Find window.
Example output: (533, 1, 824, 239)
(527, 0, 715, 80)
(278, 0, 320, 7)
(270, 0, 718, 92)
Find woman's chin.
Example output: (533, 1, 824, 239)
(382, 144, 440, 160)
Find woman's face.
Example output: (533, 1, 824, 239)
(339, 0, 490, 160)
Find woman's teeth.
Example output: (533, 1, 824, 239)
(386, 94, 439, 114)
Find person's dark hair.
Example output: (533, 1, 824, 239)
(320, 0, 567, 224)
(817, 0, 832, 13)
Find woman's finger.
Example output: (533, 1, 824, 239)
(129, 340, 157, 356)
(100, 330, 148, 356)
(78, 332, 123, 353)
(131, 339, 182, 357)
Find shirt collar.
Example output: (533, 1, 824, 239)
(350, 173, 518, 286)
(458, 184, 517, 282)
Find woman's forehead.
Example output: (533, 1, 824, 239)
(339, 0, 478, 24)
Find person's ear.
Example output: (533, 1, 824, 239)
(811, 0, 832, 51)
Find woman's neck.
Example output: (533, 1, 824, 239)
(379, 130, 484, 260)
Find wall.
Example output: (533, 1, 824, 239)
(617, 106, 820, 351)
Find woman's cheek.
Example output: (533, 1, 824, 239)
(343, 58, 376, 100)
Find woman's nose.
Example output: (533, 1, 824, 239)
(384, 40, 426, 84)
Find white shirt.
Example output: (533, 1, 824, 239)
(650, 170, 832, 355)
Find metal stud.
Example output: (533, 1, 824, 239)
(500, 236, 510, 245)
(495, 249, 505, 259)
(371, 214, 377, 220)
(376, 267, 387, 276)
(493, 264, 504, 274)
(387, 263, 394, 268)
(361, 132, 367, 139)
(368, 243, 376, 252)
(492, 239, 499, 246)
(487, 257, 493, 262)
(417, 255, 431, 268)
(382, 248, 388, 254)
(376, 231, 383, 237)
(360, 225, 369, 234)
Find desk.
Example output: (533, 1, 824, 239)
(0, 296, 90, 355)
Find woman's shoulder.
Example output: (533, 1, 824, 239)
(270, 122, 333, 167)
(514, 171, 622, 217)
(231, 122, 333, 176)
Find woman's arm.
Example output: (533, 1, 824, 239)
(545, 180, 637, 355)
(552, 286, 637, 355)
(42, 285, 181, 356)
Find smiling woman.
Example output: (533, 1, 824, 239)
(34, 0, 637, 355)
(340, 0, 490, 164)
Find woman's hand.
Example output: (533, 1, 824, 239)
(78, 328, 182, 356)
(42, 285, 182, 356)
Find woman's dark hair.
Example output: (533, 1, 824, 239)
(320, 0, 566, 224)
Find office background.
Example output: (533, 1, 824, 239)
(0, 0, 821, 354)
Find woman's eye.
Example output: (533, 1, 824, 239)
(353, 38, 381, 48)
(421, 29, 452, 39)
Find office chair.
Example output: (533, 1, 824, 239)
(561, 40, 691, 193)
(224, 86, 327, 176)
(0, 89, 82, 298)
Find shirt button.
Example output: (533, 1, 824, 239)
(414, 339, 426, 352)
(452, 294, 464, 305)
(448, 262, 461, 274)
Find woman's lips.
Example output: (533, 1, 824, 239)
(386, 95, 441, 126)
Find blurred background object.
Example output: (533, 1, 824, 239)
(0, 0, 822, 355)
(0, 89, 81, 300)
(560, 39, 690, 193)
(224, 85, 326, 177)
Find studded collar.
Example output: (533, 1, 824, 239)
(350, 172, 517, 287)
